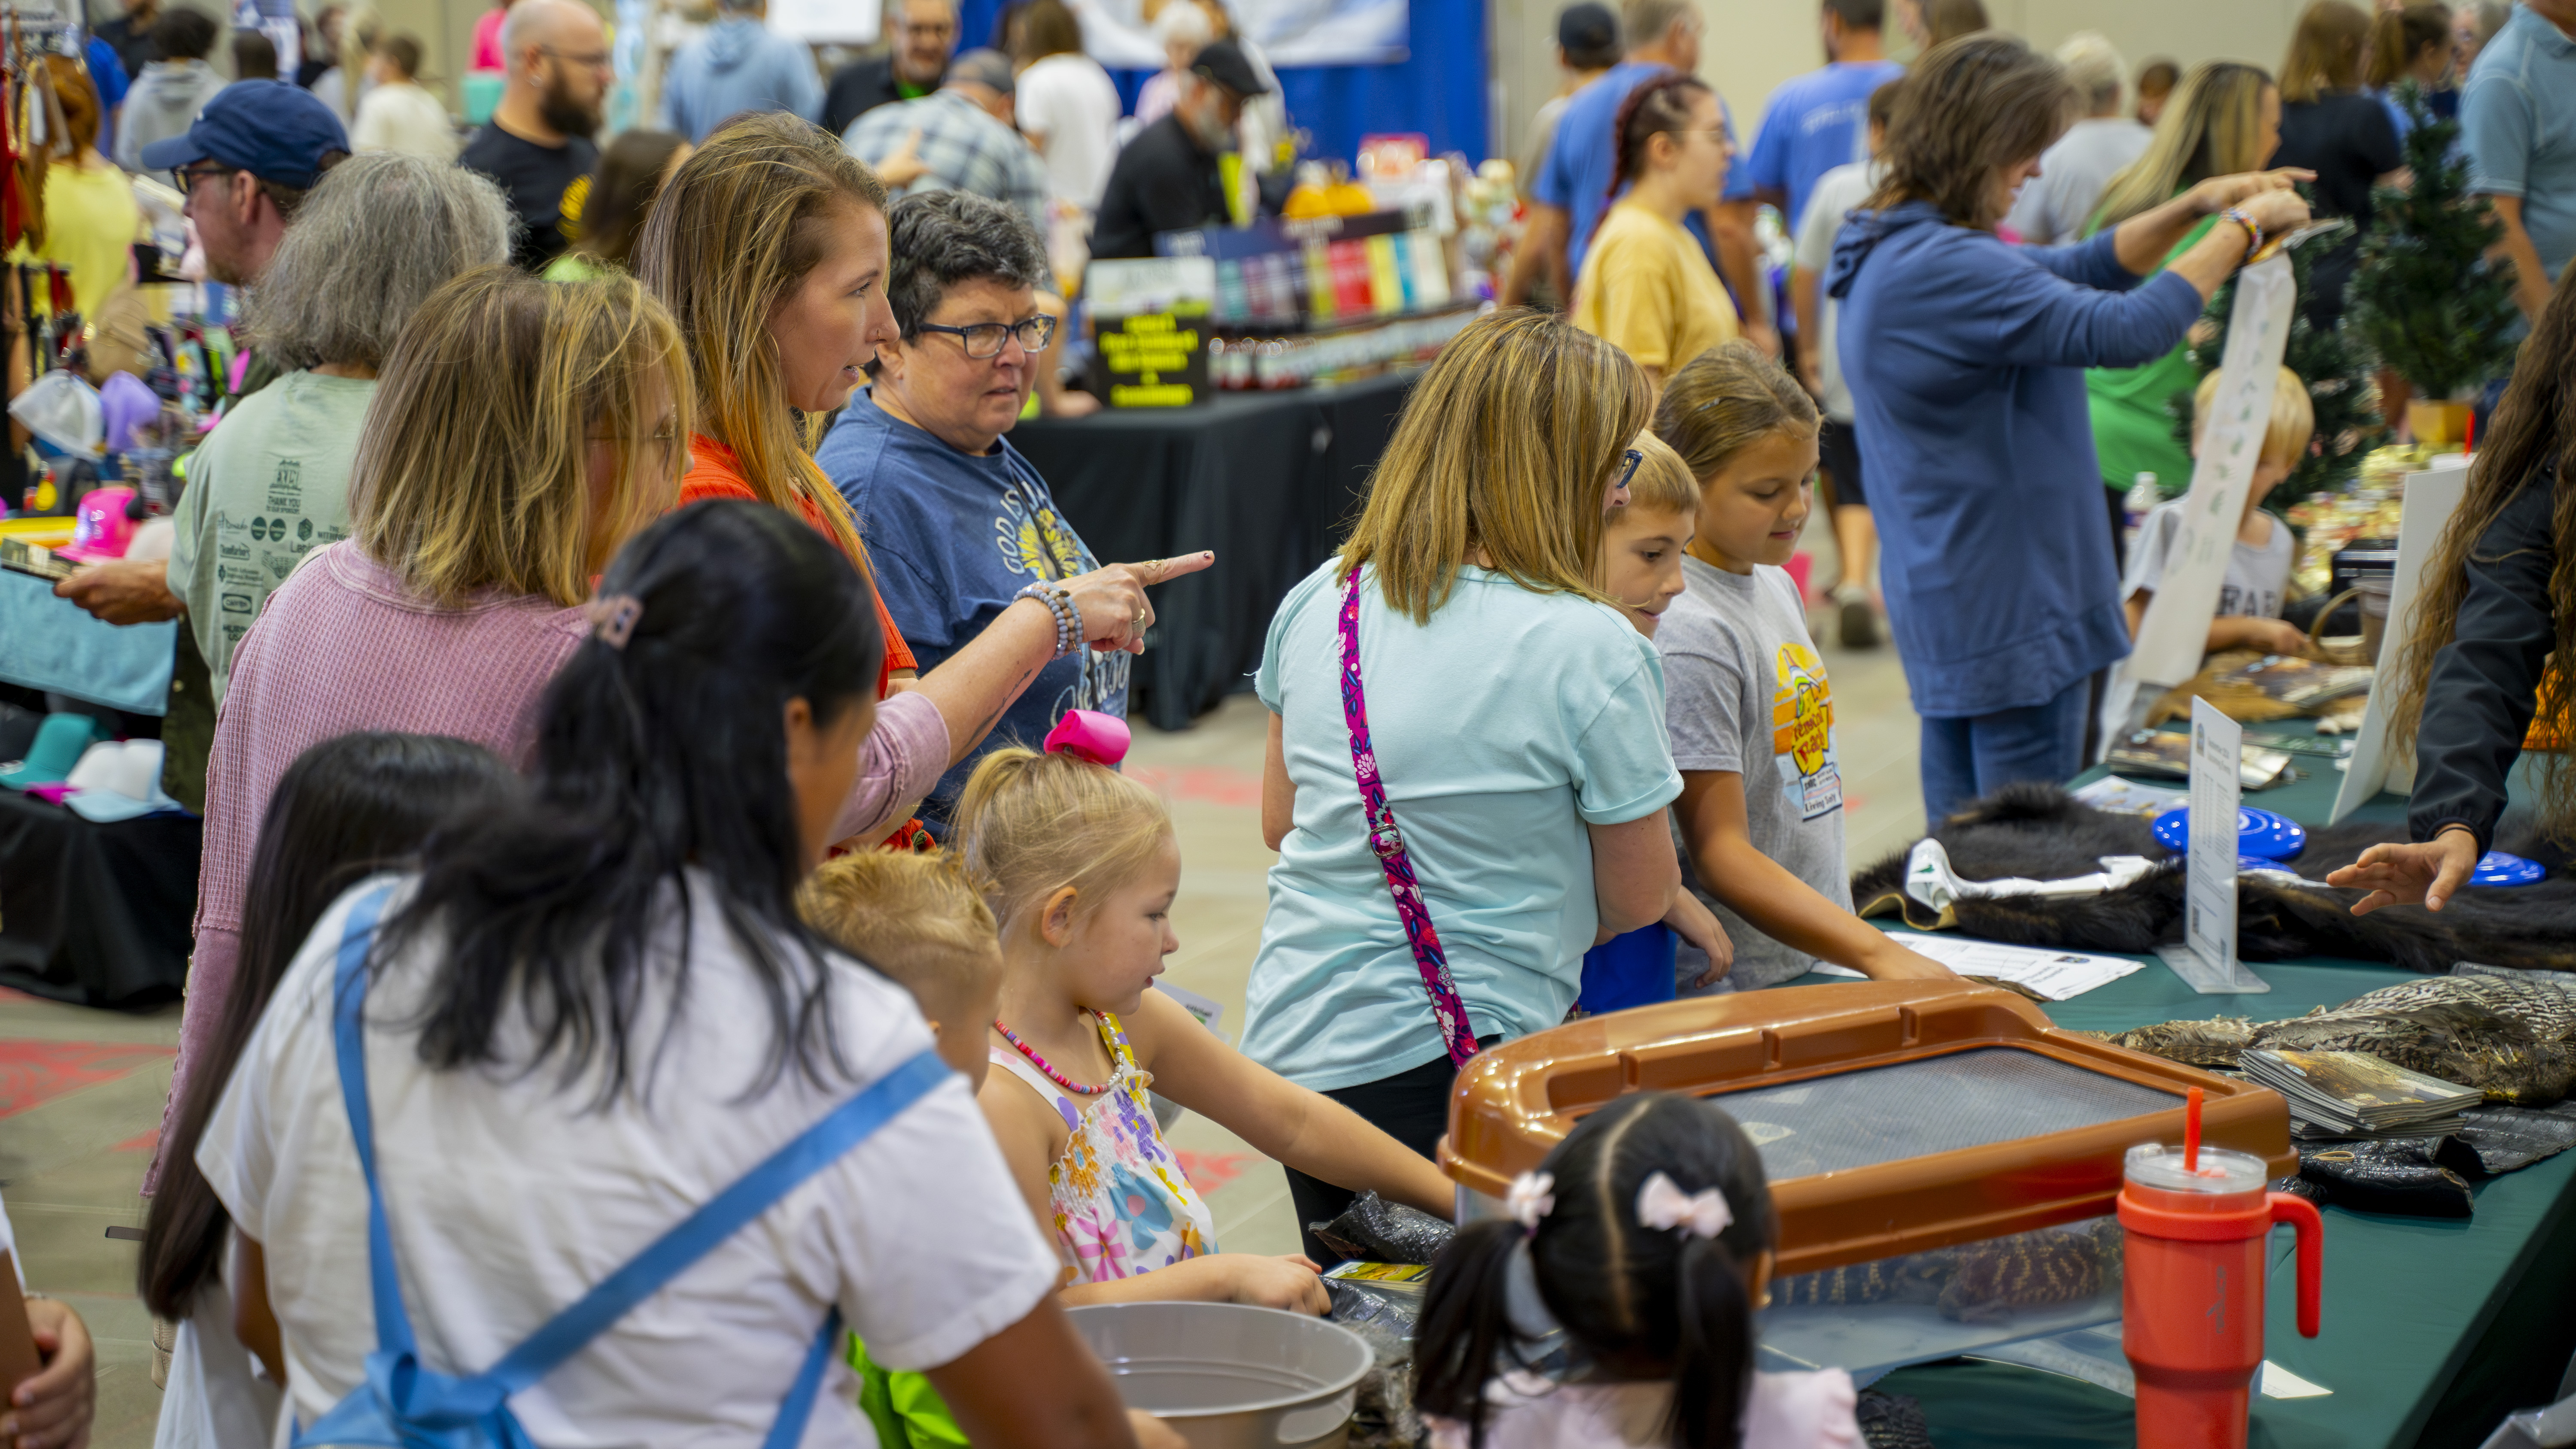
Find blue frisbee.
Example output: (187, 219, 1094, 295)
(2470, 851, 2546, 887)
(2153, 806, 2308, 860)
(2239, 855, 2298, 874)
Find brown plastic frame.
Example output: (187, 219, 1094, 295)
(1439, 981, 2294, 1276)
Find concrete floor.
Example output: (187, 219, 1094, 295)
(5, 523, 1919, 1446)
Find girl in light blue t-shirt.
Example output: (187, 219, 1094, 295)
(1242, 312, 1688, 1257)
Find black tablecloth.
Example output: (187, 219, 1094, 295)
(1011, 371, 1417, 730)
(0, 789, 196, 1008)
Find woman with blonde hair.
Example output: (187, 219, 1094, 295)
(2084, 61, 2284, 530)
(1244, 309, 1689, 1252)
(2273, 0, 2404, 326)
(177, 267, 686, 1177)
(636, 112, 1203, 849)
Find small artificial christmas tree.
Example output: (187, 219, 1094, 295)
(2168, 213, 2389, 518)
(2347, 82, 2521, 406)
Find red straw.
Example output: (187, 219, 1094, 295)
(2184, 1086, 2204, 1172)
(2466, 409, 2476, 454)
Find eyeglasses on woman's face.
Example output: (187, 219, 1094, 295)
(1607, 448, 1643, 510)
(914, 314, 1057, 361)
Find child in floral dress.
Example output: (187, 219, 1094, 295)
(957, 723, 1455, 1311)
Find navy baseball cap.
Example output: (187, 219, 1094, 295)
(139, 80, 350, 190)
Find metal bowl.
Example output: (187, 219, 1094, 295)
(1067, 1300, 1374, 1449)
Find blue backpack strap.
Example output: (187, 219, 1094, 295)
(476, 1047, 952, 1396)
(767, 1309, 845, 1449)
(328, 882, 418, 1364)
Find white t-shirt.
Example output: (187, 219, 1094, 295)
(197, 872, 1060, 1446)
(1016, 53, 1124, 209)
(2122, 499, 2297, 621)
(351, 80, 460, 162)
(1791, 159, 1882, 422)
(2003, 116, 2153, 246)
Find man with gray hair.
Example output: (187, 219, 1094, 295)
(2002, 32, 2149, 244)
(657, 0, 825, 143)
(824, 0, 958, 137)
(459, 0, 607, 269)
(817, 189, 1130, 833)
(844, 48, 1046, 236)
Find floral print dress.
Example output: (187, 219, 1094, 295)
(988, 1010, 1218, 1283)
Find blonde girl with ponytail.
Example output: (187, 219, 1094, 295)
(956, 728, 1453, 1310)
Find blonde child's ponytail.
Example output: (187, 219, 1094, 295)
(952, 746, 1174, 927)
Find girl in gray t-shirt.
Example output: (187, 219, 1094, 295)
(1652, 343, 1952, 991)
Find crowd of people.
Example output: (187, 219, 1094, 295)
(7, 0, 2573, 1444)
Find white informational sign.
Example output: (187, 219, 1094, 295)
(766, 0, 879, 46)
(2096, 253, 2300, 756)
(2329, 454, 2473, 822)
(1816, 935, 2144, 1000)
(2157, 697, 2272, 994)
(1068, 0, 1405, 69)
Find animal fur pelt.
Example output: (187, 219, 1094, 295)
(1850, 784, 2576, 973)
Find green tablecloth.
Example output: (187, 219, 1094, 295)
(1848, 743, 2576, 1447)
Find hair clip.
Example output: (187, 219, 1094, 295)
(1635, 1171, 1732, 1240)
(586, 594, 644, 650)
(1042, 709, 1130, 766)
(1504, 1170, 1556, 1235)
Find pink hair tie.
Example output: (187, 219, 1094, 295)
(1043, 709, 1130, 765)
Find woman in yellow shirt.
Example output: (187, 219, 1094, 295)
(1571, 72, 1739, 388)
(21, 56, 142, 319)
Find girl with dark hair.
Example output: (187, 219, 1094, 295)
(2365, 4, 2457, 138)
(546, 127, 690, 279)
(2272, 0, 2404, 326)
(1570, 73, 1741, 389)
(1414, 1093, 1858, 1449)
(2331, 276, 2576, 915)
(1829, 33, 2309, 819)
(194, 500, 1142, 1446)
(142, 732, 520, 1449)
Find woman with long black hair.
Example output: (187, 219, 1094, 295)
(2332, 274, 2576, 913)
(192, 500, 1142, 1446)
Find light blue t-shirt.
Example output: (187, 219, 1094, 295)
(2461, 2, 2576, 285)
(1242, 560, 1684, 1091)
(1741, 59, 1905, 239)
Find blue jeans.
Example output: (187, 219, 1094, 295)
(1919, 677, 2092, 822)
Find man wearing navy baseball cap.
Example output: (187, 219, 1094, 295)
(140, 78, 349, 288)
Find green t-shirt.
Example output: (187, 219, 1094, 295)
(167, 369, 379, 706)
(542, 250, 606, 282)
(2084, 213, 2217, 493)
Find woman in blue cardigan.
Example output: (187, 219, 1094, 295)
(1827, 33, 2312, 818)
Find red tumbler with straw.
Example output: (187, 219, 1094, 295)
(2120, 1087, 2324, 1449)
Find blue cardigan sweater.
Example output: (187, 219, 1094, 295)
(1827, 201, 2205, 718)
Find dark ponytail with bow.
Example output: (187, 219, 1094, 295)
(1414, 1093, 1776, 1449)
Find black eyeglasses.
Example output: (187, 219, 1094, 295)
(171, 161, 236, 194)
(914, 315, 1057, 360)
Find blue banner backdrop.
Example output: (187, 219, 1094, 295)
(955, 0, 1490, 165)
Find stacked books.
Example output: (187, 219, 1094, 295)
(2241, 1049, 2481, 1140)
(2216, 656, 2377, 710)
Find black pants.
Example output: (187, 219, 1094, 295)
(1284, 1036, 1497, 1264)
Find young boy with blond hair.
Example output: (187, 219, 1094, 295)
(2120, 366, 2318, 658)
(799, 850, 1005, 1088)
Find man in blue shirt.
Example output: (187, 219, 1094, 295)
(1740, 0, 1904, 239)
(2460, 0, 2576, 322)
(1516, 0, 1773, 351)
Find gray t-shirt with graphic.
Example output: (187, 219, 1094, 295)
(167, 370, 377, 707)
(2122, 498, 2297, 621)
(1658, 555, 1850, 991)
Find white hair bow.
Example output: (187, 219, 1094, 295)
(1635, 1172, 1732, 1240)
(1504, 1171, 1556, 1233)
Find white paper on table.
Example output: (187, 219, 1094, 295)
(1812, 935, 2145, 1000)
(2072, 775, 2189, 817)
(2259, 1361, 2332, 1398)
(1153, 981, 1227, 1041)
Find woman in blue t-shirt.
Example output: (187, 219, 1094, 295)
(1243, 310, 1689, 1255)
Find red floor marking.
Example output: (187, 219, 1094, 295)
(1174, 1149, 1253, 1195)
(0, 986, 44, 1006)
(114, 1128, 160, 1153)
(0, 1042, 177, 1119)
(1125, 765, 1264, 811)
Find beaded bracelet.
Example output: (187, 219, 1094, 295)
(1015, 582, 1078, 658)
(2219, 205, 2265, 260)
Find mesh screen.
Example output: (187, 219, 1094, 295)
(1717, 1048, 2174, 1179)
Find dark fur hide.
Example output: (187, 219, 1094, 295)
(1850, 784, 2576, 973)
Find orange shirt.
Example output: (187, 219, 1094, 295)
(676, 437, 917, 698)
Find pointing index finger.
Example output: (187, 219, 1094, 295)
(1137, 550, 1216, 584)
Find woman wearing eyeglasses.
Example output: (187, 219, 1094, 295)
(638, 115, 1204, 847)
(1570, 72, 1741, 391)
(812, 186, 1197, 837)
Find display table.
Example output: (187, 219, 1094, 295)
(0, 786, 195, 1007)
(1835, 752, 2576, 1447)
(1009, 372, 1417, 729)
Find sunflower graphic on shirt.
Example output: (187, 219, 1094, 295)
(1769, 643, 1842, 821)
